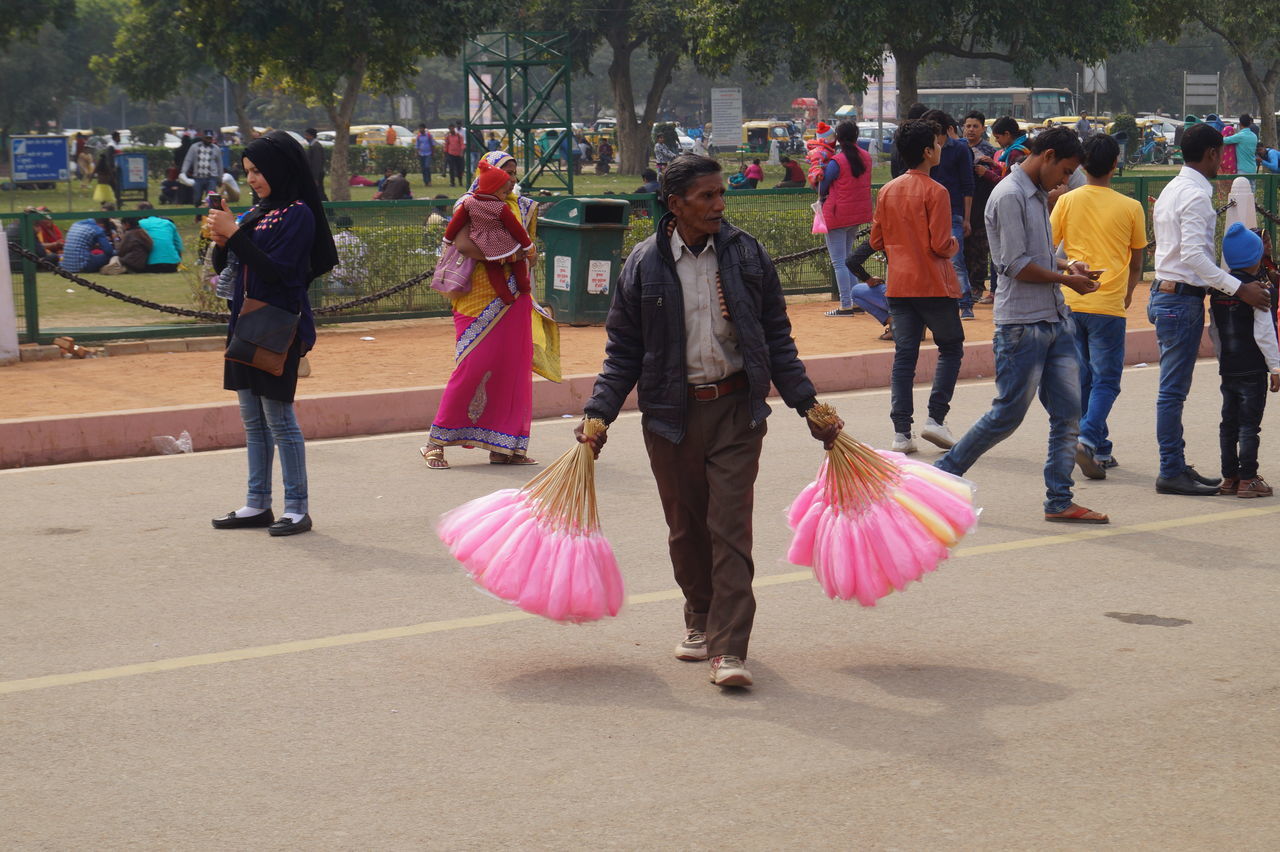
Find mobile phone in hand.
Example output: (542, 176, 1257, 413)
(206, 192, 222, 210)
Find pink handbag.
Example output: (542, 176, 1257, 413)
(430, 242, 476, 295)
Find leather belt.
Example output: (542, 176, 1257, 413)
(688, 371, 748, 401)
(1153, 279, 1206, 297)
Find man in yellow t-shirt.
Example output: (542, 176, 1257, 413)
(1049, 133, 1148, 480)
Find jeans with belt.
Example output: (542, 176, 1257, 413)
(937, 318, 1081, 513)
(1147, 288, 1206, 479)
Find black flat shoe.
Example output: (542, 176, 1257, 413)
(1185, 465, 1223, 488)
(212, 509, 275, 529)
(1155, 471, 1220, 496)
(268, 514, 313, 537)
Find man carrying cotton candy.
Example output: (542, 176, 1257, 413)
(575, 154, 840, 689)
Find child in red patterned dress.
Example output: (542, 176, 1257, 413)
(443, 159, 534, 304)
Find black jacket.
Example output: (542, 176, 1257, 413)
(584, 213, 817, 443)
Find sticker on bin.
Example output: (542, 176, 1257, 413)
(587, 260, 611, 295)
(553, 256, 572, 291)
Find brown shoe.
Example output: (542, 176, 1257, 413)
(1219, 477, 1240, 495)
(1044, 503, 1110, 524)
(1237, 476, 1273, 498)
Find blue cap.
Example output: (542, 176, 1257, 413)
(1222, 221, 1264, 270)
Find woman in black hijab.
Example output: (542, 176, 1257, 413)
(206, 130, 337, 537)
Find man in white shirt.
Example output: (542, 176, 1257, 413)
(1149, 123, 1271, 495)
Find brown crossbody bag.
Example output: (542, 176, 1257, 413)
(224, 297, 300, 377)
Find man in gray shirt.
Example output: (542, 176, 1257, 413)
(936, 128, 1109, 523)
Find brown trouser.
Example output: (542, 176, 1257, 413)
(643, 389, 766, 659)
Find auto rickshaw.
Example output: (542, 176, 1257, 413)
(741, 120, 792, 153)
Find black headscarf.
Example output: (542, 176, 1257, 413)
(241, 130, 338, 279)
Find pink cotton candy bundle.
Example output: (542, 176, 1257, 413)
(435, 419, 624, 623)
(785, 403, 979, 606)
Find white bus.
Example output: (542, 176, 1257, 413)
(917, 87, 1076, 122)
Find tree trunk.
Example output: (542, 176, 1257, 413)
(324, 60, 367, 202)
(1235, 55, 1279, 150)
(230, 78, 253, 146)
(816, 62, 831, 119)
(893, 49, 921, 120)
(607, 40, 647, 175)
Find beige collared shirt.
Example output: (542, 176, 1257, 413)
(671, 228, 743, 384)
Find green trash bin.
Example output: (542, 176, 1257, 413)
(540, 198, 631, 325)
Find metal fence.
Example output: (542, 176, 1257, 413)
(6, 175, 1278, 344)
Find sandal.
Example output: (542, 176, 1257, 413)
(824, 308, 857, 317)
(420, 445, 449, 469)
(1044, 504, 1109, 524)
(490, 452, 538, 465)
(878, 322, 894, 341)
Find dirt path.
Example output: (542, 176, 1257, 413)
(4, 289, 1157, 420)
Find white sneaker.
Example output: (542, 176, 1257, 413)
(891, 432, 918, 454)
(674, 629, 708, 661)
(710, 655, 753, 687)
(920, 419, 956, 449)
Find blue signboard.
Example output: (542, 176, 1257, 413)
(11, 136, 69, 182)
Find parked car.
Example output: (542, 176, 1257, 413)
(349, 124, 415, 147)
(856, 121, 897, 155)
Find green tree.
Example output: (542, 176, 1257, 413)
(176, 0, 499, 199)
(0, 0, 74, 47)
(1144, 5, 1280, 148)
(517, 0, 696, 175)
(0, 0, 120, 145)
(695, 0, 1143, 119)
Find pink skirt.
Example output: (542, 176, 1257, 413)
(427, 292, 534, 456)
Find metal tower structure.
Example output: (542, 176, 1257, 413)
(463, 32, 574, 195)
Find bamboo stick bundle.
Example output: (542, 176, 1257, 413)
(786, 404, 979, 606)
(436, 419, 623, 623)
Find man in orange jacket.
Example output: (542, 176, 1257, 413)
(870, 118, 964, 454)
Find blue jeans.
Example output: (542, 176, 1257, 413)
(418, 154, 432, 185)
(824, 226, 860, 310)
(1220, 373, 1268, 479)
(888, 297, 965, 433)
(951, 213, 973, 310)
(1072, 311, 1127, 459)
(937, 319, 1082, 513)
(191, 176, 218, 205)
(1147, 290, 1206, 479)
(238, 389, 308, 514)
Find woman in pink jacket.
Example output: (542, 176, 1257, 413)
(820, 121, 883, 324)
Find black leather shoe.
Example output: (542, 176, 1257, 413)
(268, 514, 313, 537)
(1155, 471, 1220, 496)
(1186, 466, 1223, 488)
(212, 509, 275, 529)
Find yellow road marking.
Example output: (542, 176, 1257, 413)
(3, 503, 1276, 696)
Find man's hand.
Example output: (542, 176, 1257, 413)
(962, 219, 972, 238)
(1271, 371, 1280, 393)
(866, 275, 885, 288)
(1067, 260, 1103, 280)
(1124, 291, 1134, 309)
(1237, 280, 1272, 310)
(807, 414, 843, 450)
(574, 419, 607, 458)
(1061, 273, 1099, 295)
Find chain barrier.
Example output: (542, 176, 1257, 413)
(5, 240, 441, 322)
(8, 226, 843, 325)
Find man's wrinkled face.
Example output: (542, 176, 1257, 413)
(669, 173, 726, 241)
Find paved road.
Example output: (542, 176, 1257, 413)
(3, 360, 1277, 849)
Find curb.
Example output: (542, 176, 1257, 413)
(0, 327, 1208, 469)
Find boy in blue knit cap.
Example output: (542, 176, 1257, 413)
(1211, 222, 1280, 496)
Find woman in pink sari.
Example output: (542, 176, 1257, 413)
(421, 151, 544, 469)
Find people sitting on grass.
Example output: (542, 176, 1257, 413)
(59, 218, 116, 274)
(136, 202, 184, 274)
